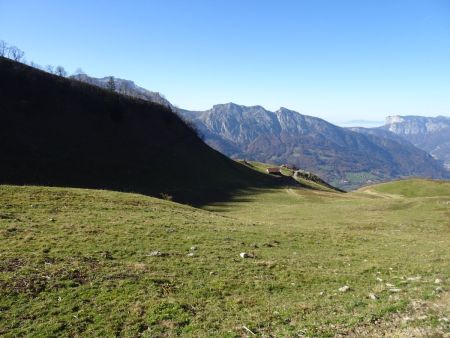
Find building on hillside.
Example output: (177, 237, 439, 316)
(266, 167, 281, 175)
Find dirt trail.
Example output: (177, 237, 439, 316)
(357, 187, 403, 199)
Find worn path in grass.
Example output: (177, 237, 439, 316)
(0, 180, 449, 337)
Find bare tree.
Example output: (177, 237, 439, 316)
(45, 65, 55, 74)
(29, 61, 44, 70)
(55, 66, 67, 77)
(0, 40, 8, 57)
(7, 46, 24, 61)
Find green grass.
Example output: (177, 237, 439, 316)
(1, 181, 449, 337)
(363, 178, 450, 197)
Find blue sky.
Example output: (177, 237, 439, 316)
(1, 0, 450, 122)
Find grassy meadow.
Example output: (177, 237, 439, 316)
(0, 179, 449, 337)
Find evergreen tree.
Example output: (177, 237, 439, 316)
(107, 76, 116, 92)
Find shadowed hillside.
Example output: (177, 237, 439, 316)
(0, 57, 299, 205)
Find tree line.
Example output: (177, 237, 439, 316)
(0, 39, 110, 84)
(1, 39, 118, 92)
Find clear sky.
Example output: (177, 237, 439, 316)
(1, 0, 450, 122)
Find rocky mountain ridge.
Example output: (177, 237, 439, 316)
(381, 115, 450, 169)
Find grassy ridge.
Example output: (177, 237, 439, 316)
(362, 178, 450, 197)
(1, 181, 449, 336)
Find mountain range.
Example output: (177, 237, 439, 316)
(178, 104, 448, 189)
(69, 73, 450, 190)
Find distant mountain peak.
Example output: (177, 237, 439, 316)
(385, 115, 404, 124)
(212, 102, 243, 109)
(212, 102, 268, 111)
(382, 115, 450, 169)
(276, 107, 297, 114)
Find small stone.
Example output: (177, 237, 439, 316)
(147, 251, 166, 257)
(435, 286, 444, 293)
(319, 291, 325, 296)
(240, 252, 254, 259)
(100, 251, 113, 260)
(368, 293, 378, 300)
(389, 288, 402, 293)
(187, 252, 194, 257)
(407, 276, 421, 281)
(338, 285, 351, 292)
(376, 277, 383, 282)
(49, 218, 55, 222)
(435, 278, 442, 284)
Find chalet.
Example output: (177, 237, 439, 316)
(266, 167, 281, 175)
